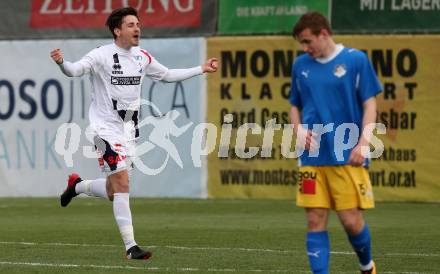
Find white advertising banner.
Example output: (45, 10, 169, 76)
(0, 38, 206, 197)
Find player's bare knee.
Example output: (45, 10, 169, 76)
(108, 170, 129, 193)
(306, 208, 328, 231)
(338, 209, 364, 234)
(341, 218, 363, 235)
(112, 181, 129, 193)
(307, 218, 326, 231)
(113, 177, 129, 192)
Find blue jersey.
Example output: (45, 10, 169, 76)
(289, 46, 382, 166)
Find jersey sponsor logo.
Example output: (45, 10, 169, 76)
(111, 76, 141, 85)
(333, 64, 347, 78)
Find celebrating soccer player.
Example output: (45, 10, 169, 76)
(50, 7, 217, 260)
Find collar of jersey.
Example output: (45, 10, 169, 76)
(112, 42, 136, 55)
(315, 44, 344, 64)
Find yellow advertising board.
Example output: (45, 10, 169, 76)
(207, 35, 440, 202)
(207, 36, 298, 199)
(336, 35, 440, 202)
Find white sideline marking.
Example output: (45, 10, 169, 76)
(0, 241, 439, 258)
(0, 261, 297, 273)
(386, 253, 440, 257)
(0, 261, 434, 274)
(157, 245, 292, 254)
(0, 241, 118, 248)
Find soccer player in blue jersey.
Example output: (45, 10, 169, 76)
(289, 12, 381, 274)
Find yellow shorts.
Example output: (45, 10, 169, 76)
(296, 166, 374, 211)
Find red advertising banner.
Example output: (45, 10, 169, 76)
(30, 0, 201, 29)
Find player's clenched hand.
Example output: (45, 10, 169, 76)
(50, 48, 64, 65)
(202, 58, 218, 73)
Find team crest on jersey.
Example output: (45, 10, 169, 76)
(333, 64, 346, 78)
(133, 55, 145, 73)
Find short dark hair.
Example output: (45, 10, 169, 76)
(105, 7, 139, 39)
(292, 12, 332, 39)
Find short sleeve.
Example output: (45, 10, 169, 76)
(357, 52, 382, 102)
(289, 61, 302, 108)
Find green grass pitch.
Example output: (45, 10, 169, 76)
(0, 198, 439, 273)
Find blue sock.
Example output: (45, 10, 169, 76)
(306, 231, 330, 274)
(348, 224, 372, 267)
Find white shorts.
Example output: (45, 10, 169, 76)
(94, 135, 135, 175)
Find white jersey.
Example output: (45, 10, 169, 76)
(59, 42, 202, 145)
(74, 43, 166, 141)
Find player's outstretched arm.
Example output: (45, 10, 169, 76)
(50, 48, 88, 77)
(159, 57, 218, 83)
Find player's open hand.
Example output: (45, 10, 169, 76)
(202, 58, 218, 73)
(50, 48, 64, 65)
